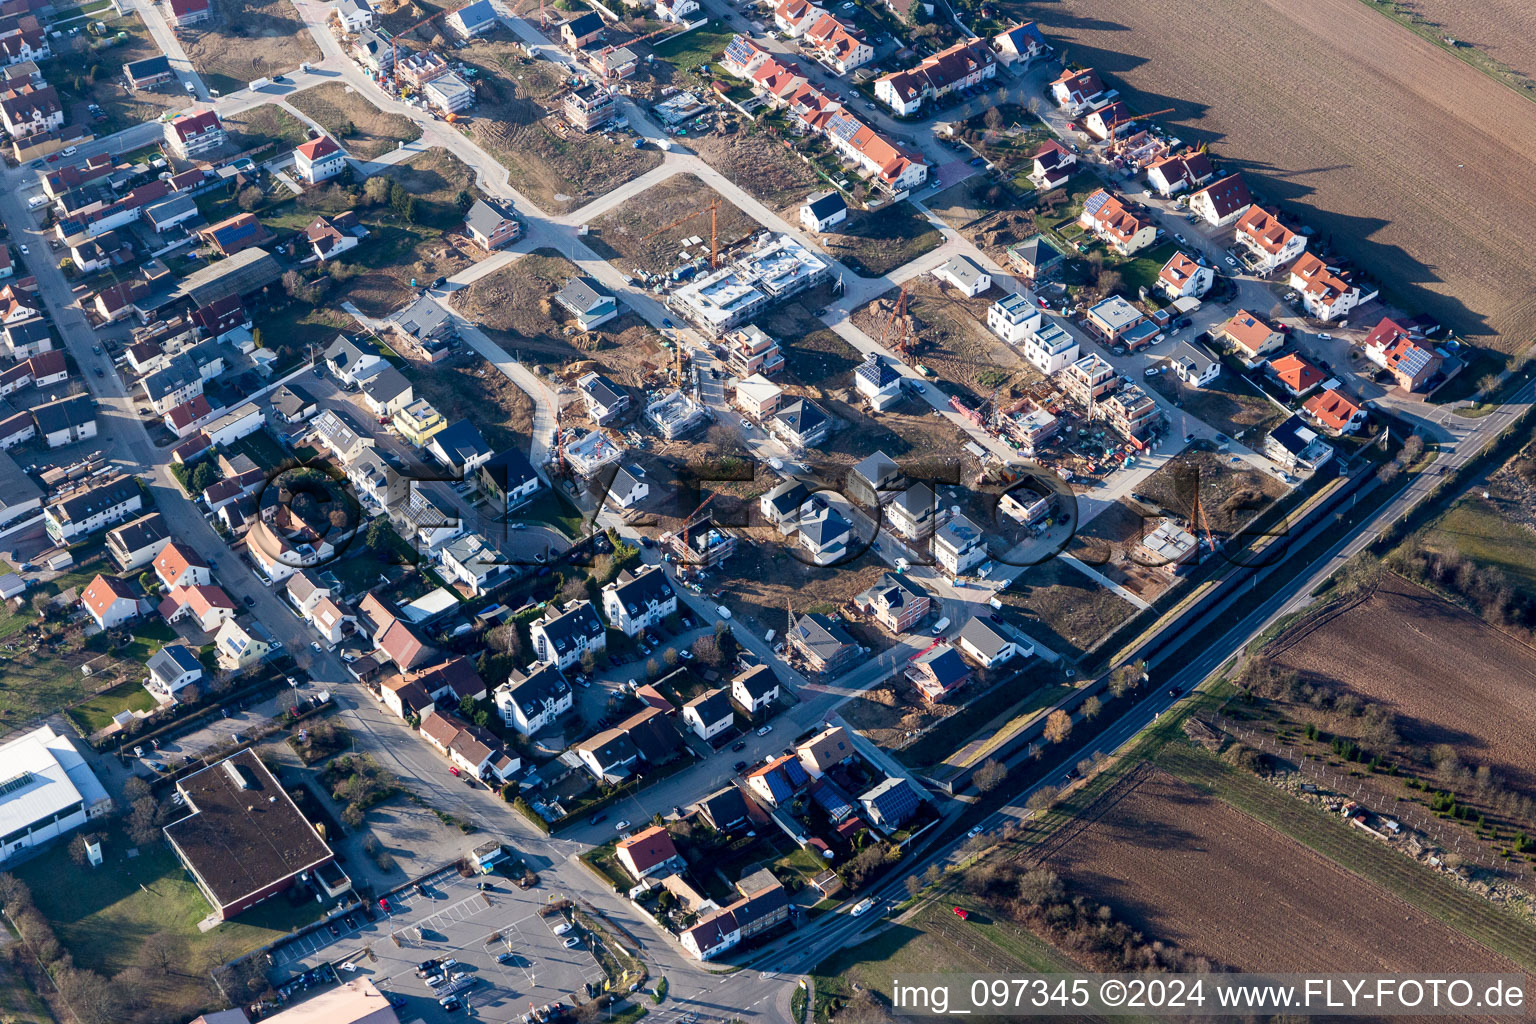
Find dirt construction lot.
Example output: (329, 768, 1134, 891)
(1045, 767, 1519, 974)
(288, 82, 422, 160)
(1267, 575, 1536, 792)
(1012, 0, 1536, 352)
(586, 173, 764, 276)
(181, 0, 321, 96)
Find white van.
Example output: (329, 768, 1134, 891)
(930, 617, 950, 636)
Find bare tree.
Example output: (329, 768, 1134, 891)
(1044, 709, 1073, 744)
(1081, 696, 1102, 721)
(973, 759, 1007, 793)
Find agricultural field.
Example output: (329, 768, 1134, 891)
(852, 278, 1043, 406)
(1416, 445, 1536, 596)
(585, 174, 763, 276)
(1010, 0, 1536, 353)
(1361, 0, 1536, 96)
(467, 54, 663, 214)
(1145, 364, 1289, 444)
(181, 0, 321, 97)
(455, 250, 671, 382)
(288, 82, 422, 161)
(1267, 575, 1536, 793)
(41, 15, 169, 135)
(1041, 766, 1521, 973)
(816, 202, 944, 279)
(689, 128, 824, 212)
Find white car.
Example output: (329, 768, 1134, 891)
(1318, 332, 1334, 340)
(850, 898, 875, 916)
(1224, 255, 1238, 267)
(756, 724, 773, 736)
(967, 824, 985, 838)
(739, 417, 751, 429)
(309, 641, 322, 652)
(614, 819, 631, 831)
(17, 245, 27, 254)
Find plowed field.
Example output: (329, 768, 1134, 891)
(1045, 769, 1516, 976)
(1267, 575, 1536, 789)
(1011, 0, 1536, 352)
(1396, 0, 1536, 84)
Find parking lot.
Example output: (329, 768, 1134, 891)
(270, 868, 606, 1022)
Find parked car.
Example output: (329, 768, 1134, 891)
(614, 819, 631, 831)
(563, 937, 582, 949)
(733, 760, 748, 773)
(731, 739, 747, 751)
(756, 724, 773, 736)
(967, 824, 984, 838)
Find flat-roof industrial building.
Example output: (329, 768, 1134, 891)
(0, 725, 112, 865)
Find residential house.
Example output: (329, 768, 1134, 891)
(874, 38, 995, 115)
(531, 600, 606, 670)
(932, 514, 985, 576)
(802, 13, 870, 74)
(731, 664, 779, 716)
(601, 566, 676, 637)
(1144, 150, 1215, 197)
(987, 291, 1042, 345)
(305, 213, 362, 261)
(853, 352, 901, 411)
(446, 0, 497, 38)
(106, 512, 168, 572)
(574, 729, 640, 783)
(1081, 100, 1134, 141)
(616, 826, 683, 881)
(563, 81, 615, 131)
(164, 395, 215, 439)
(1078, 189, 1156, 255)
(159, 582, 236, 632)
(153, 541, 210, 590)
(1021, 321, 1079, 376)
(307, 596, 356, 646)
(45, 477, 142, 544)
(796, 725, 853, 779)
(723, 324, 785, 378)
(436, 532, 516, 597)
(213, 619, 270, 671)
(1157, 251, 1213, 300)
(577, 371, 629, 424)
(788, 612, 858, 675)
(1288, 253, 1364, 322)
(31, 394, 96, 448)
(799, 190, 846, 233)
(797, 504, 851, 566)
(1218, 310, 1283, 367)
(773, 0, 822, 36)
(1169, 340, 1220, 389)
(680, 881, 788, 961)
(334, 0, 374, 31)
(373, 616, 431, 671)
(1268, 352, 1324, 397)
(886, 481, 936, 542)
(310, 409, 375, 468)
(759, 479, 813, 535)
(560, 10, 603, 48)
(244, 517, 335, 586)
(992, 20, 1048, 66)
(1265, 414, 1334, 473)
(284, 571, 331, 618)
(494, 664, 572, 735)
(324, 335, 385, 386)
(1098, 382, 1157, 442)
(1234, 206, 1306, 272)
(745, 754, 811, 807)
(698, 786, 751, 831)
(1005, 233, 1067, 283)
(1303, 387, 1368, 436)
(1363, 317, 1441, 392)
(393, 398, 447, 447)
(145, 643, 203, 700)
(463, 198, 520, 250)
(424, 71, 475, 114)
(1059, 352, 1118, 407)
(604, 464, 648, 511)
(398, 485, 462, 552)
(554, 277, 617, 330)
(655, 0, 698, 22)
(682, 688, 733, 743)
(396, 50, 450, 87)
(854, 572, 930, 635)
(269, 384, 317, 425)
(849, 450, 900, 503)
(907, 644, 970, 702)
(294, 135, 346, 185)
(80, 574, 139, 630)
(956, 615, 1033, 670)
(359, 366, 413, 419)
(122, 54, 173, 88)
(163, 111, 225, 159)
(770, 397, 830, 449)
(933, 254, 990, 297)
(1048, 66, 1106, 113)
(1188, 173, 1252, 227)
(167, 0, 211, 24)
(479, 448, 541, 512)
(1029, 139, 1076, 189)
(0, 84, 60, 136)
(859, 777, 921, 829)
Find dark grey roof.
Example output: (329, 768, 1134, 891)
(804, 190, 845, 219)
(464, 197, 515, 237)
(4, 319, 50, 349)
(792, 612, 853, 661)
(50, 477, 140, 523)
(391, 294, 453, 339)
(774, 397, 828, 436)
(556, 277, 610, 316)
(141, 355, 198, 401)
(608, 566, 675, 616)
(481, 447, 539, 494)
(684, 687, 732, 725)
(323, 334, 378, 370)
(957, 615, 1016, 660)
(506, 664, 570, 716)
(891, 480, 935, 515)
(1170, 340, 1218, 378)
(270, 383, 315, 419)
(564, 10, 603, 35)
(403, 486, 457, 528)
(578, 729, 639, 771)
(107, 511, 167, 552)
(859, 776, 921, 824)
(429, 418, 491, 468)
(147, 642, 202, 681)
(732, 663, 777, 700)
(360, 365, 412, 405)
(860, 571, 928, 611)
(454, 0, 496, 29)
(610, 464, 646, 496)
(851, 450, 899, 490)
(698, 786, 750, 829)
(578, 372, 625, 409)
(799, 505, 849, 547)
(935, 513, 984, 551)
(763, 479, 809, 516)
(31, 393, 94, 436)
(124, 55, 172, 78)
(913, 645, 969, 688)
(1268, 414, 1318, 457)
(536, 600, 605, 652)
(143, 194, 197, 225)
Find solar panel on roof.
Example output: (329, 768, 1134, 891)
(0, 772, 33, 797)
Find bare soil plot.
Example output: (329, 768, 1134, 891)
(996, 558, 1135, 660)
(41, 16, 168, 135)
(584, 173, 763, 275)
(840, 676, 967, 751)
(1268, 576, 1536, 792)
(1137, 447, 1286, 536)
(761, 295, 861, 390)
(717, 531, 888, 648)
(455, 251, 673, 385)
(181, 0, 321, 96)
(395, 353, 533, 451)
(1009, 0, 1536, 353)
(1145, 365, 1287, 443)
(1367, 0, 1536, 94)
(816, 202, 943, 279)
(288, 82, 422, 161)
(468, 55, 663, 214)
(1066, 498, 1174, 604)
(222, 103, 311, 153)
(852, 277, 1042, 406)
(1044, 767, 1520, 975)
(690, 126, 824, 211)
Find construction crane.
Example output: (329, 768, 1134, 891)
(391, 0, 471, 91)
(678, 492, 718, 556)
(1191, 485, 1216, 556)
(642, 197, 722, 269)
(878, 286, 912, 364)
(1105, 107, 1176, 154)
(907, 635, 947, 662)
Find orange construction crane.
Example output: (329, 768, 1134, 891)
(878, 286, 912, 364)
(642, 198, 722, 269)
(907, 635, 947, 662)
(1106, 107, 1175, 152)
(1191, 485, 1216, 555)
(391, 1, 471, 90)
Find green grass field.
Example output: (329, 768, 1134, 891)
(1420, 492, 1536, 595)
(649, 22, 735, 71)
(66, 679, 159, 735)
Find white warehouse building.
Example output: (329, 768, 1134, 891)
(0, 725, 113, 864)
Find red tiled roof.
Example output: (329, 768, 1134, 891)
(295, 135, 340, 161)
(81, 574, 135, 619)
(1158, 251, 1204, 288)
(1268, 352, 1323, 393)
(1193, 172, 1252, 219)
(165, 394, 213, 430)
(616, 825, 679, 874)
(1222, 310, 1277, 353)
(1303, 388, 1363, 432)
(154, 541, 206, 585)
(1235, 206, 1297, 255)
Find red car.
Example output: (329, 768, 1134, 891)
(449, 766, 460, 777)
(378, 897, 391, 913)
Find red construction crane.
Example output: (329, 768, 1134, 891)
(1106, 107, 1175, 153)
(907, 635, 947, 662)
